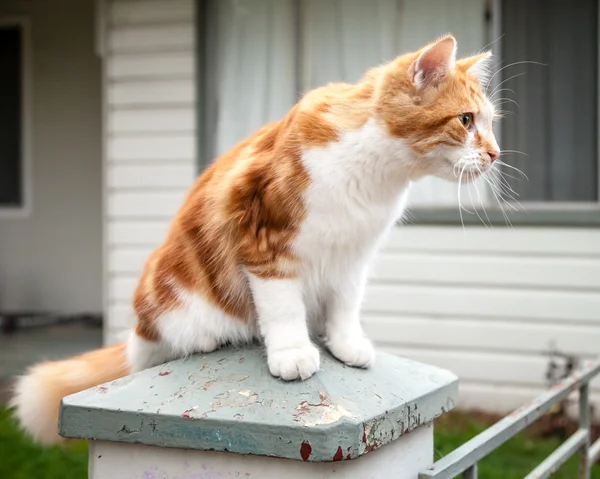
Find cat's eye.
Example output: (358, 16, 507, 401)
(459, 113, 474, 129)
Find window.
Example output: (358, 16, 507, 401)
(0, 18, 31, 215)
(197, 0, 600, 225)
(500, 0, 598, 202)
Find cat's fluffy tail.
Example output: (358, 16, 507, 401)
(9, 342, 130, 445)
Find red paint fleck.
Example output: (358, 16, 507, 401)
(300, 441, 312, 461)
(347, 446, 351, 451)
(385, 410, 388, 414)
(97, 386, 108, 393)
(159, 370, 172, 376)
(181, 409, 194, 418)
(333, 446, 343, 461)
(362, 431, 367, 443)
(346, 454, 351, 460)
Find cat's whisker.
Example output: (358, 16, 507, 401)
(486, 60, 547, 94)
(457, 165, 468, 229)
(468, 169, 488, 227)
(494, 172, 520, 197)
(495, 159, 529, 180)
(489, 89, 518, 103)
(488, 173, 523, 211)
(499, 150, 528, 156)
(489, 72, 526, 97)
(476, 169, 492, 227)
(483, 174, 513, 227)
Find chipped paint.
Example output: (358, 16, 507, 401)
(293, 390, 357, 427)
(332, 446, 344, 461)
(212, 393, 258, 410)
(300, 441, 312, 461)
(203, 375, 249, 391)
(181, 406, 199, 419)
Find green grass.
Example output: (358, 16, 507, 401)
(0, 407, 87, 479)
(0, 406, 598, 478)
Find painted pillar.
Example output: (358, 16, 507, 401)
(59, 345, 458, 479)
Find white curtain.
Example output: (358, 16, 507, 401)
(212, 0, 297, 157)
(211, 0, 492, 208)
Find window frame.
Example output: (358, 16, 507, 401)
(408, 0, 600, 227)
(0, 16, 33, 219)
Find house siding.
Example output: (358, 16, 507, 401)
(103, 0, 196, 343)
(0, 0, 102, 314)
(366, 226, 600, 414)
(102, 0, 600, 415)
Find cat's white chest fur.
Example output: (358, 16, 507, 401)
(296, 119, 411, 280)
(294, 119, 412, 319)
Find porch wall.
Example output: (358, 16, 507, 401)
(102, 0, 197, 342)
(0, 0, 102, 314)
(101, 0, 600, 415)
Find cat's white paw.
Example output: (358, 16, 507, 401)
(268, 344, 320, 381)
(327, 335, 375, 368)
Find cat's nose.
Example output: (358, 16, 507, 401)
(488, 150, 500, 163)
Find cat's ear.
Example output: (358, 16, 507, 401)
(410, 35, 457, 90)
(457, 51, 494, 87)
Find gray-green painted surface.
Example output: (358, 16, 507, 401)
(59, 345, 458, 462)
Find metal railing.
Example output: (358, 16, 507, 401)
(419, 359, 600, 479)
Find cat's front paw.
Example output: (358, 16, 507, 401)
(268, 344, 320, 381)
(327, 335, 375, 368)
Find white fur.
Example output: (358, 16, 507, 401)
(127, 332, 173, 373)
(291, 118, 414, 373)
(10, 370, 60, 445)
(159, 287, 258, 356)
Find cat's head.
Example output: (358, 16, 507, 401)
(375, 34, 499, 183)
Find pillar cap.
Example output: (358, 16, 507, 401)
(59, 344, 457, 462)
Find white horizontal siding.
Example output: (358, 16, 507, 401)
(110, 0, 193, 25)
(103, 0, 196, 335)
(108, 135, 195, 162)
(109, 109, 195, 133)
(108, 79, 194, 106)
(364, 315, 600, 357)
(380, 346, 600, 391)
(108, 52, 194, 79)
(107, 220, 172, 246)
(364, 284, 600, 323)
(367, 226, 600, 415)
(108, 191, 187, 218)
(385, 226, 600, 256)
(108, 164, 195, 189)
(372, 253, 600, 290)
(109, 24, 194, 53)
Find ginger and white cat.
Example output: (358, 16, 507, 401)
(11, 34, 499, 444)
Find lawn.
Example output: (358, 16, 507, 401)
(0, 406, 599, 478)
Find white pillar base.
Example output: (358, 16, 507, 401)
(89, 422, 433, 479)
